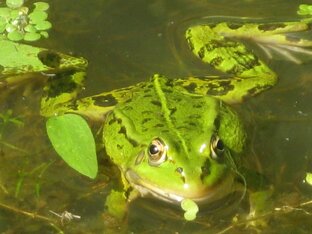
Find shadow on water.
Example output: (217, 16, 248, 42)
(1, 0, 312, 233)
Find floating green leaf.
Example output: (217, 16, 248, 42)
(7, 30, 23, 41)
(6, 0, 24, 9)
(24, 24, 37, 33)
(34, 2, 49, 11)
(46, 114, 98, 179)
(181, 199, 199, 221)
(34, 20, 51, 30)
(24, 32, 41, 41)
(29, 10, 48, 23)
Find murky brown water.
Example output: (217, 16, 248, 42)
(1, 0, 312, 233)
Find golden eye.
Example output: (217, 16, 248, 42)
(148, 138, 167, 166)
(210, 135, 225, 159)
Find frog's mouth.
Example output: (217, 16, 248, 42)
(125, 169, 242, 205)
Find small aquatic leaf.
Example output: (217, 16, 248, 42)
(34, 20, 52, 31)
(46, 114, 98, 179)
(7, 30, 23, 41)
(34, 2, 49, 11)
(24, 24, 37, 33)
(0, 8, 11, 19)
(24, 32, 41, 41)
(181, 199, 199, 221)
(29, 10, 48, 23)
(9, 9, 19, 18)
(6, 0, 24, 9)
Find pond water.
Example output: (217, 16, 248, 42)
(1, 0, 312, 233)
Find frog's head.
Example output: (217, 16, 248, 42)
(103, 83, 246, 205)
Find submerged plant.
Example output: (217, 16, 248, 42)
(0, 109, 23, 139)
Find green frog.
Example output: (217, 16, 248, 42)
(2, 12, 312, 223)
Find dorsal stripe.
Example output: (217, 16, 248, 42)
(153, 75, 189, 157)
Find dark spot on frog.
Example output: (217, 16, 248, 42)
(188, 122, 197, 126)
(165, 78, 174, 87)
(206, 81, 234, 96)
(169, 107, 177, 115)
(186, 37, 195, 51)
(142, 118, 152, 124)
(108, 114, 120, 125)
(183, 82, 197, 93)
(210, 56, 224, 67)
(201, 159, 211, 181)
(177, 125, 190, 130)
(141, 127, 148, 132)
(189, 114, 201, 119)
(117, 144, 123, 150)
(93, 94, 117, 107)
(234, 53, 260, 70)
(162, 88, 173, 93)
(193, 103, 202, 108)
(151, 100, 161, 106)
(143, 94, 152, 98)
(38, 50, 61, 68)
(198, 46, 206, 59)
(154, 123, 164, 128)
(205, 23, 217, 29)
(214, 115, 221, 130)
(45, 70, 79, 97)
(227, 64, 244, 75)
(258, 23, 286, 31)
(226, 23, 243, 30)
(118, 126, 139, 147)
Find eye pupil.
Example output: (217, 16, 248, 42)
(216, 139, 224, 150)
(210, 135, 225, 160)
(149, 144, 159, 155)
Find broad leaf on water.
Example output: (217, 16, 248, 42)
(46, 114, 98, 179)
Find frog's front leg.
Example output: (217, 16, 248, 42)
(180, 25, 277, 103)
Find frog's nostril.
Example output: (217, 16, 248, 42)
(176, 167, 186, 183)
(38, 50, 61, 68)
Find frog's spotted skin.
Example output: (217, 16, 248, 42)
(39, 18, 312, 212)
(103, 74, 245, 203)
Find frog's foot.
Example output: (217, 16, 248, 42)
(253, 33, 312, 64)
(257, 42, 312, 64)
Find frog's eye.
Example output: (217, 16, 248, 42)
(148, 138, 167, 166)
(210, 135, 225, 159)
